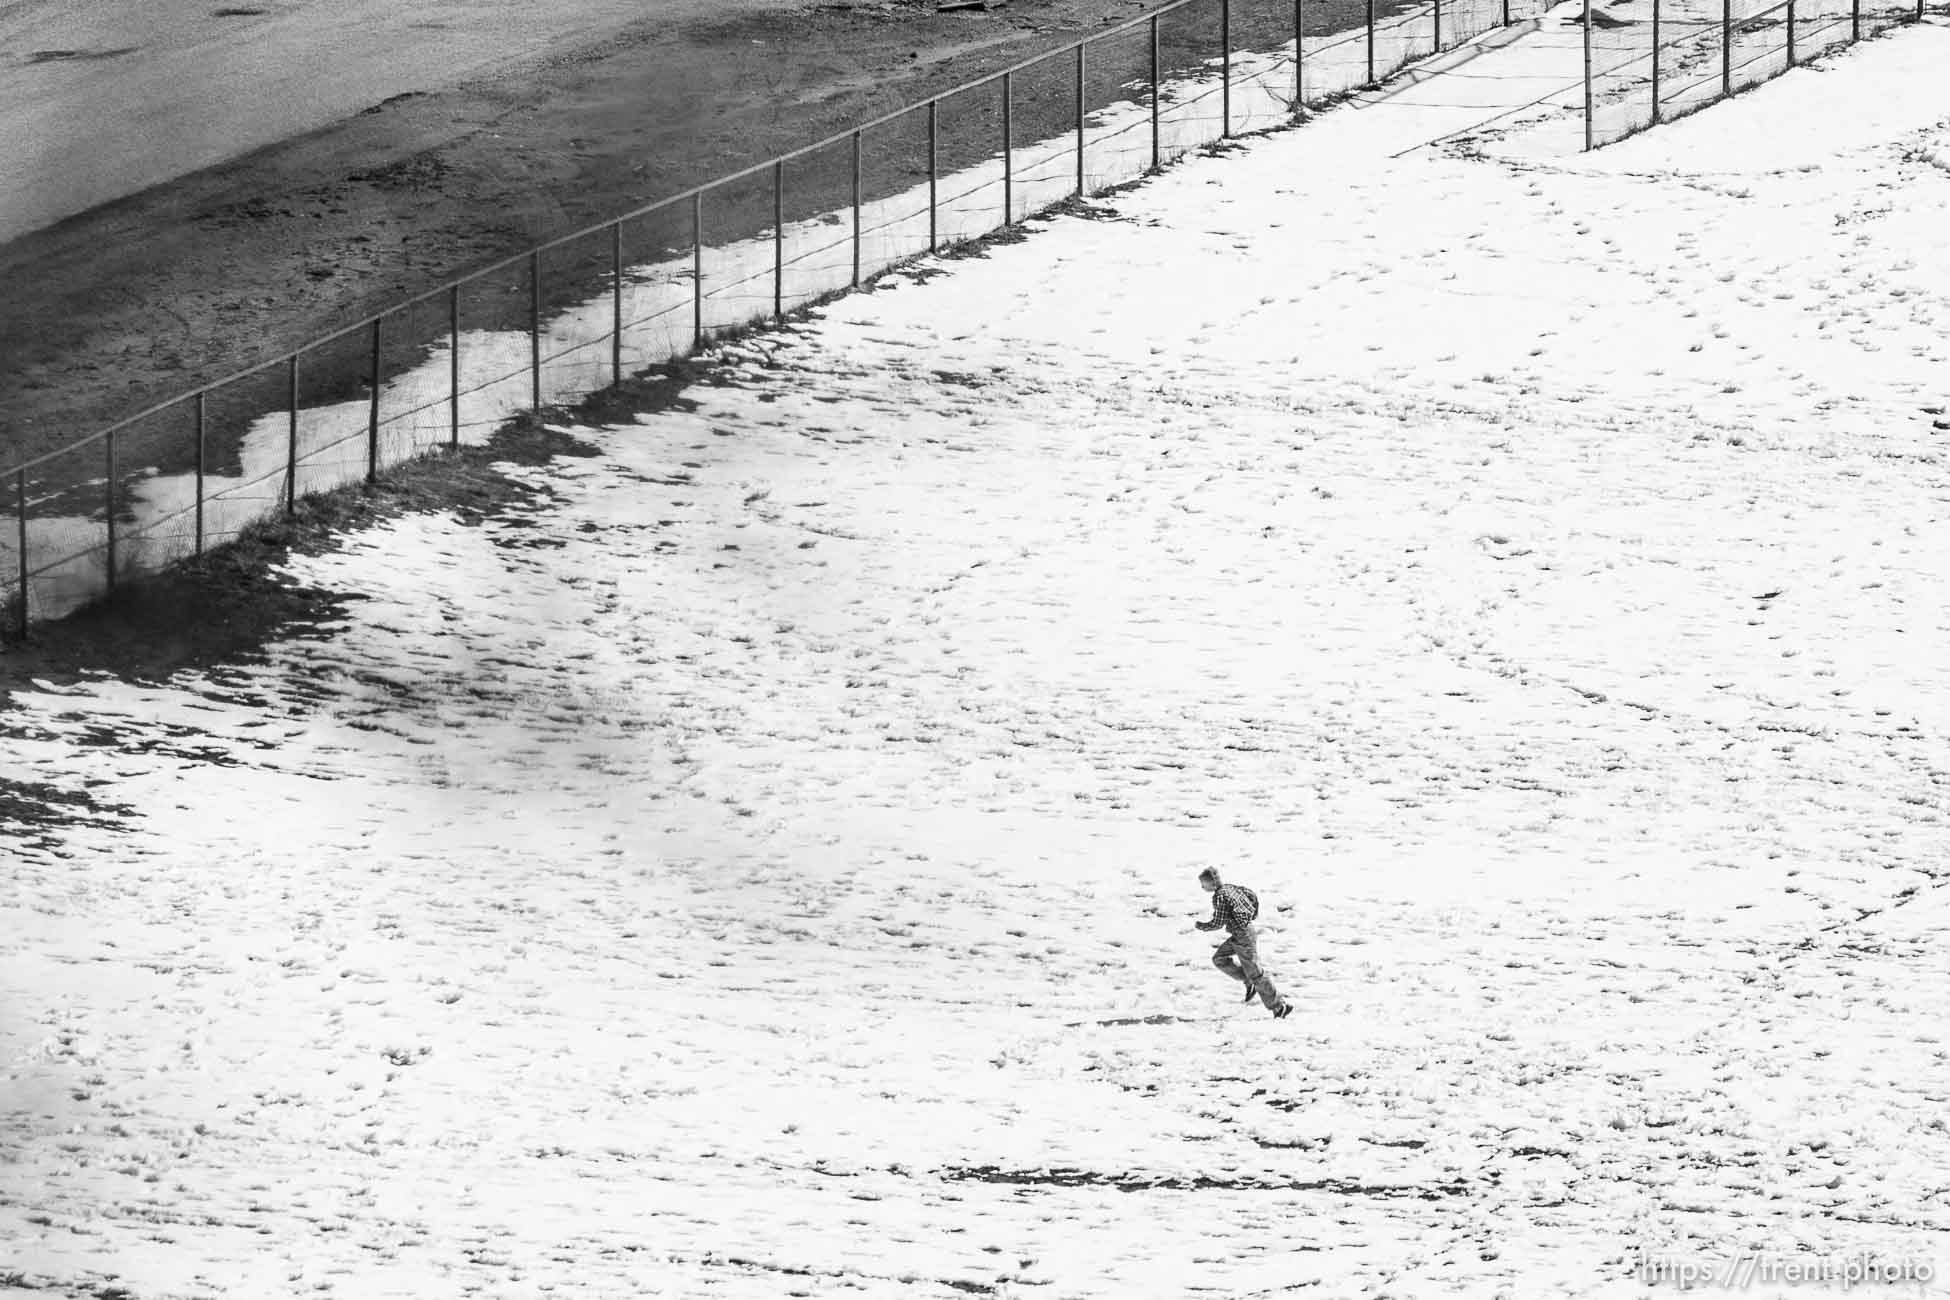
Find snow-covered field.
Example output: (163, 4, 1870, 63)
(6, 11, 1950, 1298)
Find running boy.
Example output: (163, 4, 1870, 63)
(1195, 867, 1292, 1019)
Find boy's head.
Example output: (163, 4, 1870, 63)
(1197, 868, 1221, 893)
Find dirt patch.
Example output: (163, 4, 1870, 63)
(24, 47, 139, 63)
(0, 773, 137, 854)
(946, 1165, 1469, 1198)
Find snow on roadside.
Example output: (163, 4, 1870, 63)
(5, 13, 1950, 1299)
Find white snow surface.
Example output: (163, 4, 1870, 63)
(6, 12, 1950, 1299)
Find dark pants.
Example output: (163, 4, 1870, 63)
(1213, 928, 1282, 1011)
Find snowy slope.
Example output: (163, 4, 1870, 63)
(4, 12, 1950, 1299)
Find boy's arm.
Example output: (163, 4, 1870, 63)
(1194, 896, 1223, 931)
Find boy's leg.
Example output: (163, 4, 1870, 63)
(1253, 967, 1284, 1012)
(1233, 932, 1283, 1011)
(1240, 935, 1287, 1013)
(1234, 952, 1273, 1006)
(1211, 938, 1249, 984)
(1224, 935, 1271, 1005)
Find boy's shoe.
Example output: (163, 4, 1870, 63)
(1272, 1001, 1293, 1020)
(1243, 983, 1259, 1003)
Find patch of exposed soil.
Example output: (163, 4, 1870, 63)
(23, 47, 139, 64)
(0, 773, 137, 853)
(946, 1164, 1472, 1198)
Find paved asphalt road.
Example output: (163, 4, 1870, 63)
(0, 0, 795, 246)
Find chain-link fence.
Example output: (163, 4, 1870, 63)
(1, 0, 1551, 642)
(1587, 0, 1942, 146)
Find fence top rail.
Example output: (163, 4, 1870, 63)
(1730, 0, 1801, 27)
(4, 0, 1265, 481)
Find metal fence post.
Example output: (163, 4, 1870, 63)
(449, 285, 461, 448)
(367, 319, 382, 483)
(1851, 0, 1860, 40)
(529, 251, 542, 411)
(1503, 0, 1511, 28)
(1295, 0, 1305, 110)
(1583, 0, 1595, 149)
(1367, 0, 1377, 85)
(104, 430, 115, 593)
(13, 469, 25, 640)
(774, 160, 785, 320)
(1652, 0, 1663, 123)
(287, 355, 300, 514)
(613, 222, 625, 384)
(1002, 73, 1013, 225)
(1076, 44, 1086, 198)
(194, 393, 206, 556)
(928, 100, 939, 253)
(1436, 0, 1444, 51)
(1721, 0, 1731, 97)
(852, 130, 863, 285)
(1787, 0, 1797, 63)
(1223, 0, 1233, 137)
(693, 193, 705, 349)
(1583, 0, 1599, 149)
(1150, 15, 1161, 172)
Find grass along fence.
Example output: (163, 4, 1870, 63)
(1, 0, 1550, 642)
(1583, 0, 1947, 146)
